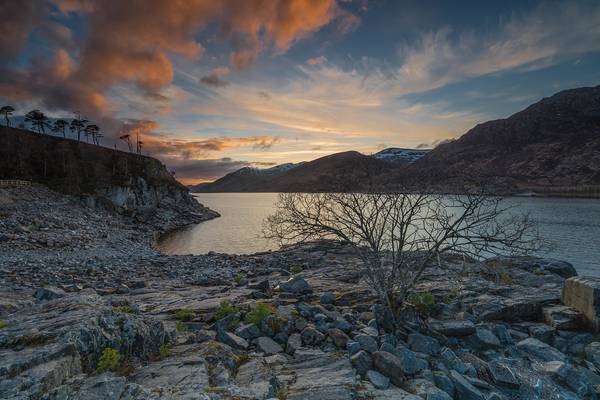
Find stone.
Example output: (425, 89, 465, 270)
(248, 279, 271, 294)
(351, 350, 373, 377)
(328, 328, 350, 349)
(366, 369, 390, 389)
(536, 259, 577, 278)
(539, 361, 591, 397)
(488, 361, 519, 389)
(286, 333, 302, 355)
(406, 378, 453, 400)
(347, 341, 361, 355)
(543, 305, 584, 330)
(468, 328, 501, 350)
(355, 334, 378, 353)
(431, 320, 475, 336)
(433, 371, 455, 397)
(407, 333, 440, 355)
(585, 342, 600, 369)
(235, 323, 261, 340)
(217, 331, 248, 350)
(34, 286, 66, 301)
(278, 276, 312, 294)
(528, 323, 555, 342)
(320, 292, 336, 305)
(516, 338, 567, 362)
(492, 324, 514, 345)
(439, 347, 468, 374)
(372, 351, 404, 387)
(300, 326, 325, 346)
(561, 276, 600, 331)
(392, 346, 427, 375)
(256, 336, 283, 355)
(449, 370, 485, 400)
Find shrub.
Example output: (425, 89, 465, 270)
(290, 265, 303, 274)
(0, 321, 7, 329)
(159, 345, 171, 359)
(214, 300, 239, 321)
(233, 273, 246, 285)
(97, 348, 120, 372)
(176, 321, 188, 332)
(118, 305, 134, 314)
(175, 308, 195, 321)
(245, 303, 276, 325)
(407, 291, 435, 314)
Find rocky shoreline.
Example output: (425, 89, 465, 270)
(2, 185, 600, 399)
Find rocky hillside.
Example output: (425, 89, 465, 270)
(0, 126, 216, 229)
(404, 85, 600, 193)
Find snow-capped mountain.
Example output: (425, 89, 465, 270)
(372, 148, 430, 163)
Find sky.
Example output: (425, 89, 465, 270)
(1, 0, 600, 184)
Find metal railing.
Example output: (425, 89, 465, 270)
(0, 180, 31, 188)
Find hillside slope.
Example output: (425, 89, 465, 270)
(0, 127, 216, 229)
(405, 86, 600, 193)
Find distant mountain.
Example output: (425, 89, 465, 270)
(404, 85, 600, 193)
(195, 85, 600, 195)
(373, 148, 429, 163)
(194, 151, 394, 192)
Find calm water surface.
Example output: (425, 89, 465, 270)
(157, 193, 600, 276)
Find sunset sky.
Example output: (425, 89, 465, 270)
(2, 0, 600, 184)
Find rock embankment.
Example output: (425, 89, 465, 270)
(2, 185, 600, 400)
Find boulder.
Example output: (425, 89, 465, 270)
(516, 338, 567, 362)
(467, 328, 501, 350)
(372, 351, 404, 387)
(34, 286, 66, 301)
(355, 334, 378, 353)
(351, 350, 373, 377)
(372, 304, 395, 333)
(488, 360, 519, 389)
(217, 331, 248, 350)
(539, 361, 592, 397)
(408, 333, 440, 355)
(286, 333, 302, 355)
(542, 305, 583, 330)
(235, 323, 261, 340)
(278, 276, 312, 294)
(328, 328, 350, 349)
(301, 326, 325, 346)
(449, 370, 485, 400)
(561, 277, 600, 331)
(256, 336, 283, 355)
(391, 346, 427, 375)
(430, 320, 475, 336)
(406, 378, 453, 400)
(433, 371, 455, 397)
(585, 342, 600, 370)
(366, 369, 390, 390)
(320, 292, 336, 305)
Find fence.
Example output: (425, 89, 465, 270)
(0, 180, 31, 188)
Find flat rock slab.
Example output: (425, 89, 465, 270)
(562, 277, 600, 331)
(430, 320, 476, 336)
(542, 305, 583, 330)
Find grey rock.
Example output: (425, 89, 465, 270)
(366, 369, 390, 389)
(392, 346, 428, 375)
(408, 333, 440, 355)
(347, 341, 361, 355)
(372, 351, 404, 387)
(328, 328, 350, 349)
(256, 336, 283, 355)
(585, 342, 600, 369)
(449, 370, 485, 400)
(355, 334, 378, 353)
(431, 319, 475, 336)
(433, 371, 455, 397)
(286, 333, 302, 355)
(301, 326, 325, 346)
(468, 328, 501, 350)
(34, 286, 66, 301)
(543, 305, 583, 330)
(516, 337, 567, 362)
(235, 323, 261, 340)
(278, 276, 312, 294)
(492, 325, 514, 345)
(372, 304, 395, 333)
(320, 292, 336, 305)
(406, 378, 453, 400)
(539, 361, 591, 397)
(528, 323, 555, 343)
(488, 361, 519, 389)
(351, 350, 373, 377)
(537, 259, 577, 278)
(439, 347, 468, 374)
(217, 331, 248, 350)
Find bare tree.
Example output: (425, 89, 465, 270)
(0, 105, 15, 127)
(264, 190, 539, 314)
(119, 134, 133, 152)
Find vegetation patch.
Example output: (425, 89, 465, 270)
(158, 345, 171, 359)
(233, 273, 246, 285)
(214, 300, 240, 321)
(245, 303, 276, 325)
(407, 291, 435, 314)
(0, 321, 7, 329)
(175, 308, 195, 321)
(175, 321, 188, 332)
(96, 348, 121, 373)
(290, 265, 303, 275)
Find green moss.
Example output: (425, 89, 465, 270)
(175, 321, 188, 332)
(117, 305, 134, 314)
(214, 300, 239, 321)
(407, 291, 435, 315)
(233, 273, 246, 285)
(158, 345, 171, 359)
(96, 348, 120, 373)
(0, 321, 7, 329)
(290, 265, 303, 274)
(175, 308, 195, 321)
(245, 303, 276, 325)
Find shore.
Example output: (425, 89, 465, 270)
(1, 185, 600, 400)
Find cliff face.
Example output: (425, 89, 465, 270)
(0, 127, 216, 229)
